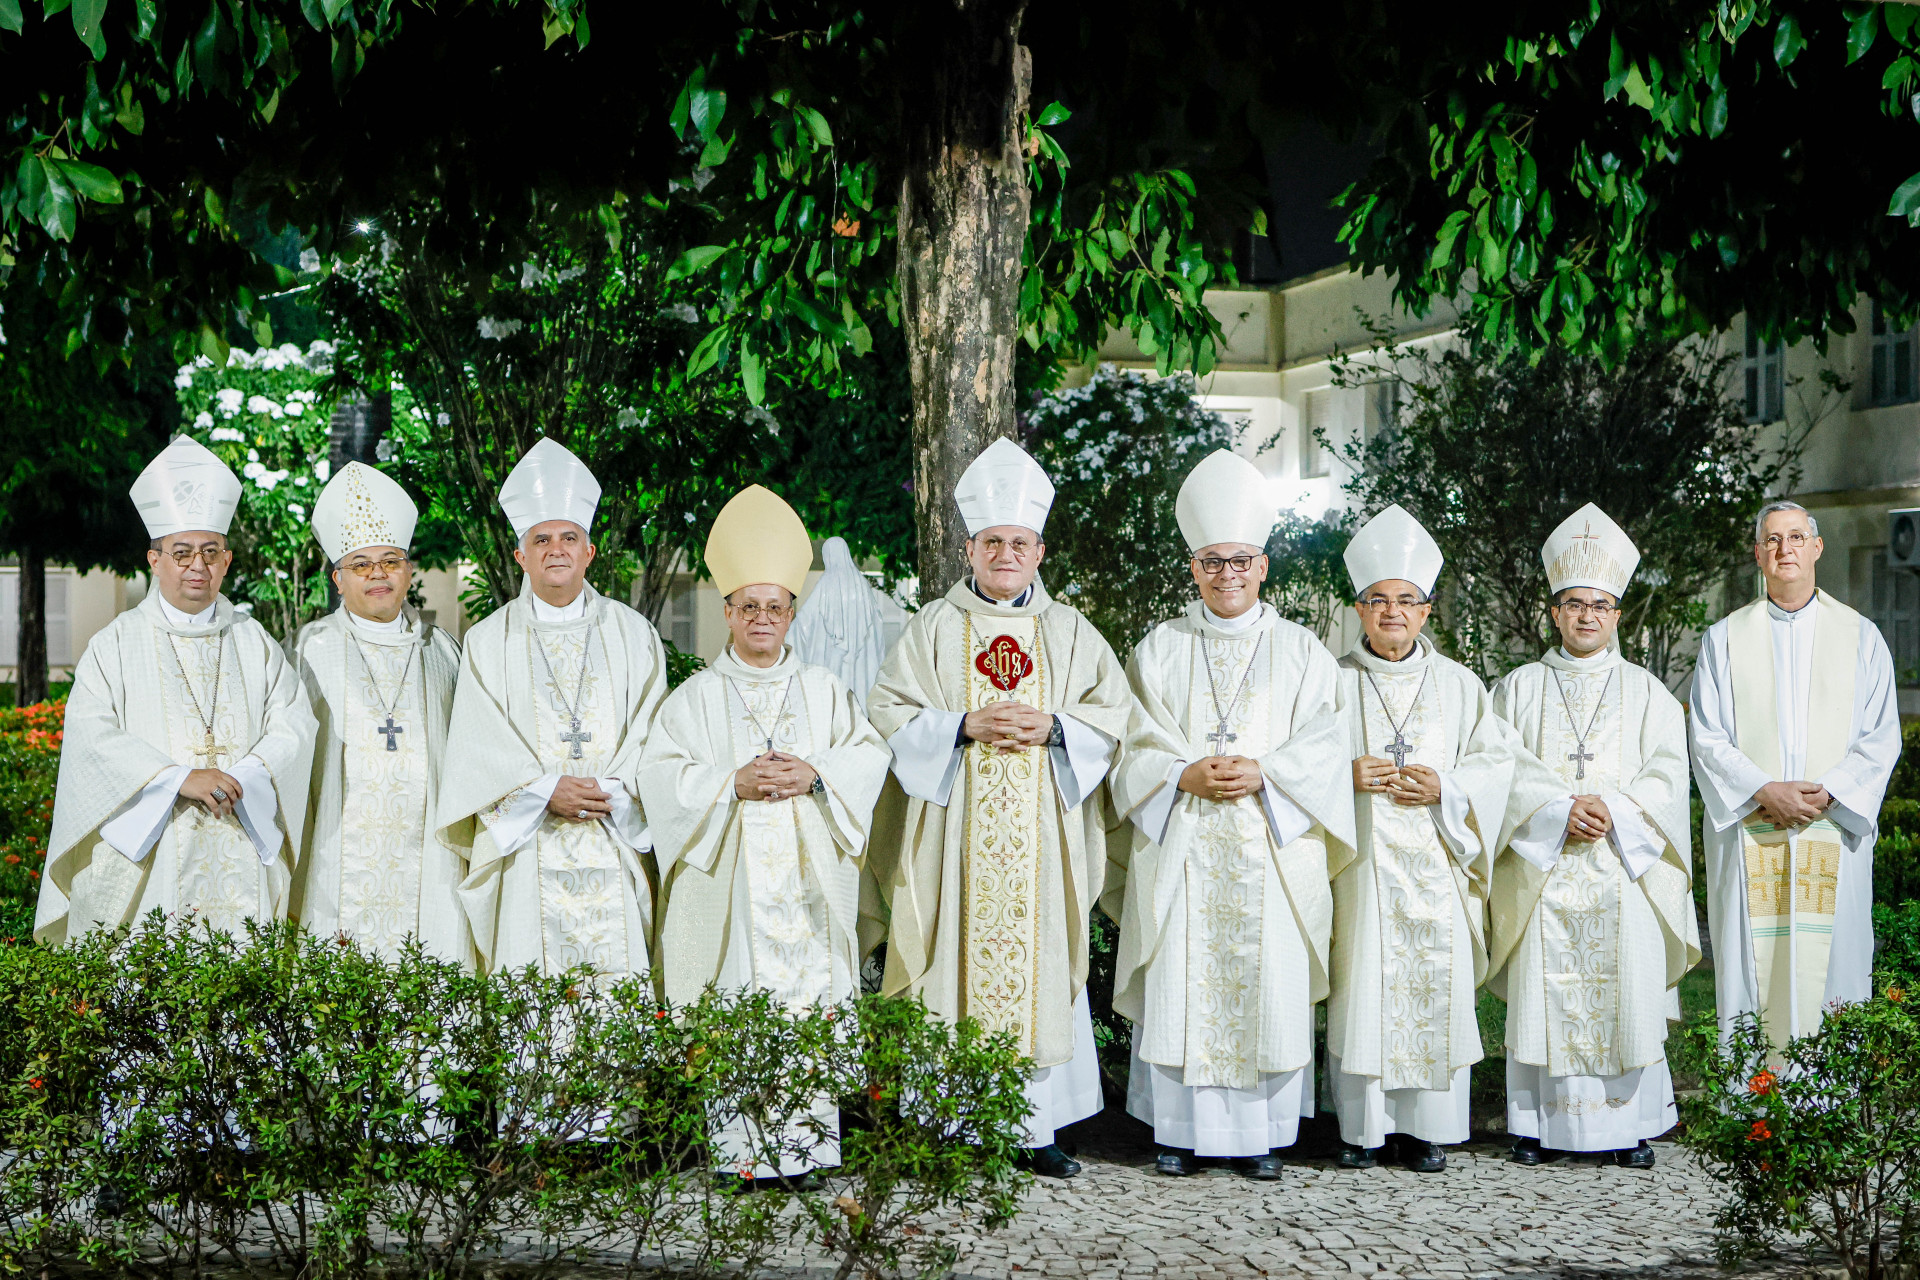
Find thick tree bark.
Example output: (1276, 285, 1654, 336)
(897, 1, 1032, 600)
(16, 551, 47, 707)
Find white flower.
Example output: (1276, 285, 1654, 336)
(284, 401, 304, 416)
(477, 316, 524, 340)
(195, 413, 218, 431)
(287, 503, 306, 517)
(298, 248, 321, 272)
(293, 475, 310, 487)
(209, 426, 245, 443)
(436, 412, 451, 426)
(520, 260, 547, 288)
(552, 264, 585, 284)
(216, 388, 245, 417)
(289, 389, 318, 403)
(616, 408, 641, 430)
(666, 303, 700, 324)
(375, 439, 394, 462)
(314, 459, 332, 482)
(174, 367, 196, 390)
(246, 449, 261, 463)
(247, 395, 284, 419)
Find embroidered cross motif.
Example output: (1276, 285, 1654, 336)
(374, 716, 404, 752)
(975, 634, 1034, 692)
(559, 717, 592, 760)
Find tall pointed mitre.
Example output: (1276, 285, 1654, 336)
(954, 438, 1055, 536)
(498, 438, 601, 540)
(1542, 502, 1639, 598)
(706, 485, 812, 599)
(130, 436, 243, 538)
(1176, 449, 1278, 553)
(311, 462, 418, 563)
(1343, 503, 1444, 597)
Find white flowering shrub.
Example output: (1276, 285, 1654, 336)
(174, 342, 338, 640)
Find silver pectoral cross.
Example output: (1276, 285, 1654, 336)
(375, 716, 404, 752)
(559, 717, 592, 760)
(1385, 730, 1411, 770)
(1206, 718, 1237, 753)
(1568, 742, 1594, 781)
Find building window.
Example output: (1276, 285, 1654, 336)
(1872, 301, 1918, 407)
(1363, 379, 1401, 447)
(662, 579, 696, 655)
(1300, 388, 1333, 479)
(0, 571, 70, 668)
(1744, 328, 1785, 423)
(1233, 230, 1284, 286)
(1866, 549, 1920, 685)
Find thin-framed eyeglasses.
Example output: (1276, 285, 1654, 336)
(340, 555, 410, 578)
(1760, 531, 1814, 550)
(1359, 593, 1429, 611)
(976, 535, 1038, 559)
(728, 601, 794, 621)
(160, 546, 227, 568)
(1553, 598, 1617, 617)
(1195, 554, 1258, 575)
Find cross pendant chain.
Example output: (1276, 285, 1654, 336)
(351, 635, 418, 756)
(533, 628, 598, 764)
(1206, 719, 1237, 752)
(193, 730, 231, 769)
(1550, 668, 1614, 787)
(559, 715, 593, 760)
(168, 634, 228, 771)
(1199, 633, 1262, 759)
(729, 675, 797, 757)
(375, 716, 404, 751)
(1568, 742, 1595, 780)
(1386, 729, 1412, 770)
(1365, 668, 1429, 773)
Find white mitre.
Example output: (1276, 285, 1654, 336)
(311, 462, 419, 563)
(130, 436, 243, 538)
(955, 438, 1055, 536)
(1542, 502, 1639, 598)
(1343, 503, 1443, 597)
(499, 437, 601, 540)
(1176, 449, 1277, 552)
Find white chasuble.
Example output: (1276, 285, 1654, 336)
(436, 581, 668, 980)
(39, 594, 316, 945)
(1491, 648, 1697, 1151)
(293, 609, 471, 963)
(1328, 634, 1515, 1148)
(1690, 591, 1901, 1050)
(1107, 604, 1357, 1157)
(866, 578, 1131, 1145)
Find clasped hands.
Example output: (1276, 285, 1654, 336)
(963, 700, 1053, 751)
(1566, 795, 1612, 841)
(1178, 756, 1263, 802)
(1752, 779, 1833, 828)
(547, 775, 615, 821)
(180, 767, 243, 820)
(1352, 756, 1442, 806)
(734, 751, 820, 802)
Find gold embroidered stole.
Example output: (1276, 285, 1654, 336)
(958, 610, 1047, 1056)
(1362, 664, 1455, 1092)
(1532, 664, 1625, 1077)
(1179, 630, 1272, 1089)
(163, 630, 259, 935)
(731, 675, 832, 1011)
(339, 637, 427, 958)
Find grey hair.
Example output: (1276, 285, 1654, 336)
(1754, 500, 1819, 543)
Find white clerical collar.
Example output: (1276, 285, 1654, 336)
(346, 609, 408, 635)
(1202, 601, 1265, 632)
(969, 576, 1035, 609)
(530, 590, 589, 622)
(1555, 645, 1616, 670)
(157, 596, 217, 628)
(1767, 593, 1819, 624)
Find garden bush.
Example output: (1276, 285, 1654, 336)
(0, 917, 1030, 1280)
(0, 697, 60, 942)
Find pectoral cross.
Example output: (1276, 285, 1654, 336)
(1385, 729, 1411, 770)
(1568, 742, 1594, 781)
(559, 717, 592, 760)
(191, 731, 231, 769)
(375, 716, 404, 752)
(1206, 718, 1237, 753)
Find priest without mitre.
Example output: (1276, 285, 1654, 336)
(1690, 500, 1900, 1052)
(867, 438, 1133, 1179)
(1328, 504, 1515, 1173)
(293, 462, 470, 963)
(436, 439, 669, 978)
(1107, 450, 1356, 1180)
(37, 437, 317, 944)
(1489, 504, 1698, 1169)
(643, 487, 890, 1178)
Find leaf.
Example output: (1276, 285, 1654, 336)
(1773, 14, 1806, 71)
(794, 104, 833, 149)
(1621, 64, 1654, 112)
(1704, 87, 1729, 139)
(36, 159, 76, 240)
(1848, 4, 1880, 66)
(53, 160, 122, 204)
(739, 340, 766, 405)
(685, 325, 727, 379)
(1035, 100, 1071, 127)
(320, 0, 349, 21)
(1888, 170, 1920, 222)
(665, 245, 726, 282)
(689, 83, 726, 143)
(0, 0, 21, 35)
(71, 0, 107, 59)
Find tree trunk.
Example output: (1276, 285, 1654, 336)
(897, 1, 1032, 601)
(16, 551, 47, 707)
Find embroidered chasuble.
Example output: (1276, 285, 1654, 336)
(1328, 635, 1514, 1146)
(865, 578, 1132, 1071)
(1690, 591, 1901, 1049)
(293, 609, 471, 963)
(38, 593, 317, 944)
(436, 581, 668, 979)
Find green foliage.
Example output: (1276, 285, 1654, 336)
(0, 699, 58, 943)
(665, 640, 707, 689)
(1673, 995, 1920, 1277)
(1336, 334, 1809, 682)
(1264, 510, 1356, 640)
(0, 917, 1032, 1280)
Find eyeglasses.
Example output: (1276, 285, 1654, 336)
(159, 547, 226, 567)
(1554, 598, 1617, 617)
(976, 536, 1039, 558)
(1359, 594, 1428, 611)
(728, 601, 794, 621)
(1195, 554, 1258, 575)
(340, 555, 410, 578)
(1760, 531, 1814, 550)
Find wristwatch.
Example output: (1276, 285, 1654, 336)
(810, 776, 826, 796)
(1047, 715, 1065, 748)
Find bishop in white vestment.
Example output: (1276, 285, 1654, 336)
(1108, 451, 1357, 1179)
(867, 440, 1133, 1178)
(1690, 501, 1901, 1052)
(1489, 505, 1699, 1167)
(643, 487, 891, 1179)
(293, 463, 471, 963)
(38, 438, 316, 944)
(1328, 505, 1516, 1172)
(436, 440, 669, 979)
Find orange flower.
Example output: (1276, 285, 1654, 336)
(1748, 1120, 1772, 1141)
(654, 1010, 667, 1020)
(867, 1083, 884, 1102)
(831, 215, 861, 238)
(4, 855, 18, 866)
(1760, 1160, 1773, 1172)
(1891, 986, 1908, 1004)
(1749, 1070, 1777, 1096)
(26, 1078, 41, 1090)
(27, 870, 38, 880)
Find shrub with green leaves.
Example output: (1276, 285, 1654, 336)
(0, 698, 60, 943)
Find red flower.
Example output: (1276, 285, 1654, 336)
(27, 870, 38, 880)
(1748, 1120, 1772, 1141)
(26, 1078, 41, 1090)
(654, 1010, 667, 1020)
(4, 855, 18, 866)
(1760, 1160, 1773, 1172)
(867, 1083, 884, 1102)
(1749, 1070, 1777, 1096)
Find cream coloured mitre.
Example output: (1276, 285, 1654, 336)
(1176, 449, 1278, 553)
(311, 462, 418, 563)
(499, 437, 601, 540)
(1542, 502, 1639, 598)
(955, 438, 1055, 537)
(1343, 503, 1444, 597)
(706, 485, 812, 599)
(130, 436, 243, 538)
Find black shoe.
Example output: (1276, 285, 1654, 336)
(1616, 1140, 1656, 1169)
(1235, 1153, 1284, 1180)
(1155, 1148, 1196, 1177)
(1398, 1137, 1446, 1173)
(1336, 1142, 1378, 1169)
(1026, 1143, 1082, 1179)
(1510, 1137, 1565, 1166)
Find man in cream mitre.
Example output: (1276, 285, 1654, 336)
(437, 438, 669, 978)
(1328, 504, 1515, 1173)
(1690, 500, 1900, 1052)
(36, 437, 316, 943)
(1488, 504, 1698, 1169)
(293, 462, 470, 963)
(1107, 450, 1356, 1180)
(643, 487, 890, 1179)
(867, 438, 1133, 1179)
